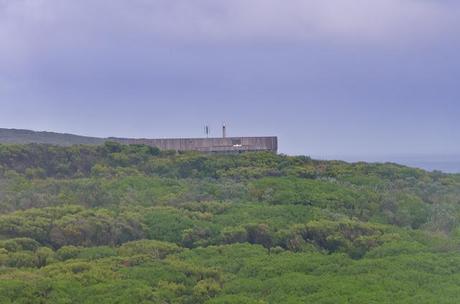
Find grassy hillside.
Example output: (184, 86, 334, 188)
(0, 142, 460, 303)
(0, 128, 105, 146)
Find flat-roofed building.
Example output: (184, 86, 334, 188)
(109, 136, 278, 153)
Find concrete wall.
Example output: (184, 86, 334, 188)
(109, 136, 278, 153)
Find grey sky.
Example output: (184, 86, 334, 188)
(0, 0, 459, 157)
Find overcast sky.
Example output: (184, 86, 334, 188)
(0, 0, 459, 157)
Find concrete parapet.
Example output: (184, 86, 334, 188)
(109, 136, 278, 153)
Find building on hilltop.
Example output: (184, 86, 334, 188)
(110, 125, 278, 153)
(0, 126, 278, 153)
(110, 136, 278, 153)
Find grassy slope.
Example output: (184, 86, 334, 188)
(0, 128, 105, 146)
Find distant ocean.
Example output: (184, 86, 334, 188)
(396, 160, 460, 174)
(315, 155, 460, 174)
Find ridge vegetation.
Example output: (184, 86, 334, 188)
(0, 128, 105, 146)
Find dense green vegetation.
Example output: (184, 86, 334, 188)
(1, 142, 460, 303)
